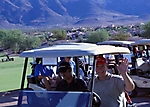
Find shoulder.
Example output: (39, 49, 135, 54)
(110, 74, 125, 86)
(74, 78, 86, 85)
(74, 78, 88, 90)
(35, 64, 42, 67)
(34, 64, 43, 71)
(75, 78, 84, 82)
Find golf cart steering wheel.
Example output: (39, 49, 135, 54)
(92, 92, 101, 107)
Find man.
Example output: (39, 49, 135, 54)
(34, 58, 56, 91)
(92, 56, 135, 107)
(55, 61, 88, 91)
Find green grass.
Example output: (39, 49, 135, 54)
(0, 57, 32, 92)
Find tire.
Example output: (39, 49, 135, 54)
(92, 92, 101, 107)
(12, 58, 14, 61)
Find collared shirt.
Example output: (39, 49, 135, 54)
(56, 76, 88, 91)
(92, 73, 126, 107)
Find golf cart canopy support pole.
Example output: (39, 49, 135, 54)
(74, 57, 79, 77)
(90, 55, 96, 92)
(90, 55, 96, 106)
(20, 58, 28, 90)
(115, 55, 119, 65)
(146, 45, 149, 59)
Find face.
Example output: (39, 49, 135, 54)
(96, 63, 107, 77)
(64, 57, 71, 62)
(60, 69, 72, 80)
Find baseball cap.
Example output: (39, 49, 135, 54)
(58, 61, 71, 73)
(96, 56, 106, 65)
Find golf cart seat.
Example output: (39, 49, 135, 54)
(137, 62, 150, 73)
(136, 62, 150, 78)
(135, 58, 145, 69)
(136, 69, 150, 79)
(27, 75, 36, 84)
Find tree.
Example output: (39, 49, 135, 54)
(141, 21, 150, 38)
(1, 30, 26, 53)
(25, 36, 41, 50)
(0, 29, 41, 53)
(52, 29, 66, 40)
(85, 29, 110, 44)
(110, 32, 130, 41)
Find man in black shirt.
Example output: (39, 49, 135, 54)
(56, 61, 88, 91)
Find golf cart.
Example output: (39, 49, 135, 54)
(128, 39, 150, 97)
(97, 40, 134, 50)
(0, 48, 14, 62)
(17, 43, 130, 107)
(97, 40, 135, 72)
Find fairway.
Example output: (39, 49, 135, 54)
(0, 56, 32, 92)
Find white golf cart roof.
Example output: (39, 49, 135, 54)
(97, 40, 135, 45)
(131, 39, 150, 45)
(19, 43, 130, 58)
(55, 42, 97, 46)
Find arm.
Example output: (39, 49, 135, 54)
(117, 58, 135, 92)
(121, 72, 135, 91)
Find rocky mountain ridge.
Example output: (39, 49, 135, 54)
(0, 0, 150, 29)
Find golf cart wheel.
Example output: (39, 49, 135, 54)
(12, 58, 14, 61)
(1, 59, 5, 62)
(129, 89, 138, 98)
(92, 92, 101, 107)
(9, 58, 14, 61)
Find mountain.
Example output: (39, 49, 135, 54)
(0, 0, 150, 29)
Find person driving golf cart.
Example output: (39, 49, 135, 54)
(56, 61, 88, 91)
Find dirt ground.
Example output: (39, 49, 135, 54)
(0, 90, 20, 107)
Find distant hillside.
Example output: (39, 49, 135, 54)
(0, 0, 150, 29)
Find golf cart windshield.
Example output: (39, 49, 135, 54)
(18, 91, 91, 107)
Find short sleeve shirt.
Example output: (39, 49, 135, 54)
(34, 64, 54, 77)
(93, 73, 126, 107)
